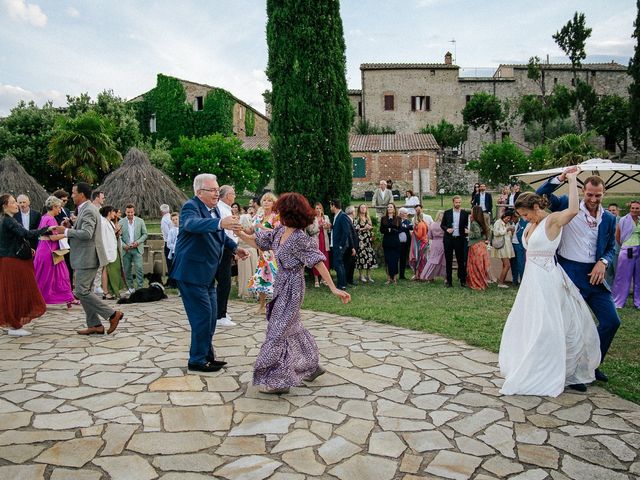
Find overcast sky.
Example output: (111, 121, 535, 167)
(0, 0, 636, 117)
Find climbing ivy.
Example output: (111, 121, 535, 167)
(245, 109, 255, 136)
(193, 88, 235, 138)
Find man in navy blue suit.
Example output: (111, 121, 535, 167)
(330, 199, 353, 290)
(537, 166, 620, 385)
(170, 174, 249, 372)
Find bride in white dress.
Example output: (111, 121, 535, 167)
(499, 170, 600, 397)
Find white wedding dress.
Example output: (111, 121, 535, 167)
(499, 218, 601, 397)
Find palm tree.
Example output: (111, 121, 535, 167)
(547, 131, 606, 167)
(48, 111, 122, 184)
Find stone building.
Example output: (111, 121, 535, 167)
(349, 133, 439, 199)
(349, 53, 631, 159)
(130, 75, 270, 138)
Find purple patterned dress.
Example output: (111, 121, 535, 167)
(253, 226, 325, 389)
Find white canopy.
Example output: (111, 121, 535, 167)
(511, 158, 640, 194)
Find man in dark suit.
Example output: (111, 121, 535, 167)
(344, 206, 359, 286)
(537, 167, 620, 385)
(330, 199, 352, 290)
(440, 195, 469, 287)
(472, 183, 493, 218)
(170, 174, 248, 373)
(507, 184, 521, 208)
(15, 194, 42, 249)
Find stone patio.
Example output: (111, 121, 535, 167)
(0, 298, 638, 479)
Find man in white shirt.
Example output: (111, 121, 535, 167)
(14, 194, 41, 249)
(537, 167, 620, 384)
(215, 185, 238, 327)
(440, 196, 469, 287)
(160, 204, 175, 286)
(507, 184, 521, 207)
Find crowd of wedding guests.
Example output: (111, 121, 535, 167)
(0, 188, 150, 336)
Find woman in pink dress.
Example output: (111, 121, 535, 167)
(33, 196, 77, 308)
(423, 210, 447, 282)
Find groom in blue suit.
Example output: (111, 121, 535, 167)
(171, 173, 248, 372)
(537, 167, 620, 383)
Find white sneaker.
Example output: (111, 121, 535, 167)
(8, 328, 31, 337)
(217, 317, 236, 327)
(94, 286, 104, 295)
(128, 288, 135, 294)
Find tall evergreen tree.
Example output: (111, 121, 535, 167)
(266, 0, 353, 206)
(630, 1, 640, 150)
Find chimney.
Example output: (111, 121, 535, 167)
(444, 51, 453, 65)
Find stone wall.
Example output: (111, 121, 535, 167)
(350, 61, 632, 159)
(351, 150, 437, 199)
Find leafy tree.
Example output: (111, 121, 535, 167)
(266, 0, 353, 206)
(462, 92, 504, 141)
(546, 131, 605, 167)
(466, 140, 528, 185)
(66, 90, 141, 155)
(629, 0, 640, 149)
(528, 144, 553, 170)
(553, 12, 592, 131)
(420, 119, 467, 151)
(48, 111, 122, 184)
(171, 134, 260, 194)
(0, 101, 66, 191)
(137, 137, 173, 173)
(243, 148, 273, 192)
(519, 57, 574, 144)
(588, 95, 630, 155)
(523, 117, 577, 145)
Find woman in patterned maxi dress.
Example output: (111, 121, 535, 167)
(238, 193, 351, 394)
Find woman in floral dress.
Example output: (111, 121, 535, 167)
(354, 204, 377, 282)
(247, 192, 280, 314)
(238, 192, 350, 394)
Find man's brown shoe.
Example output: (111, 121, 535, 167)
(107, 311, 123, 334)
(77, 326, 105, 335)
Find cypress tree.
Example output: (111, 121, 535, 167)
(266, 0, 353, 206)
(630, 1, 640, 150)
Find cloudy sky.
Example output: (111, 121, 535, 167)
(0, 0, 636, 117)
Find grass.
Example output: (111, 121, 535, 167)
(234, 266, 640, 404)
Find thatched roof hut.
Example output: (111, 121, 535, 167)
(0, 155, 49, 211)
(98, 148, 187, 218)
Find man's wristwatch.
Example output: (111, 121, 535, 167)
(599, 258, 609, 266)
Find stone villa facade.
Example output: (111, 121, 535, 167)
(348, 53, 631, 158)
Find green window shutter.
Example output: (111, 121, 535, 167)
(352, 157, 366, 178)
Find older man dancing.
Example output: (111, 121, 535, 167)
(170, 174, 248, 373)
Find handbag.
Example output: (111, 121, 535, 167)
(491, 235, 505, 250)
(16, 238, 33, 260)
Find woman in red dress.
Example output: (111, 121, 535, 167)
(467, 206, 491, 290)
(0, 194, 54, 336)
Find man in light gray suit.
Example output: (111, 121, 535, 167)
(119, 204, 148, 291)
(55, 182, 123, 335)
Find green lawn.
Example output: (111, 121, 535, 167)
(234, 267, 640, 404)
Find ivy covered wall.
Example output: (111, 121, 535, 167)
(132, 74, 238, 146)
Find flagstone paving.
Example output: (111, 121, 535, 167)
(0, 298, 639, 479)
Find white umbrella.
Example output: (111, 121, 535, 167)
(512, 158, 640, 194)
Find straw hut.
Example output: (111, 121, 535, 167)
(98, 148, 187, 219)
(0, 155, 49, 211)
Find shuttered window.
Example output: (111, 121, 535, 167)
(352, 157, 366, 178)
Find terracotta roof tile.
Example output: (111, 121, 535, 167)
(349, 134, 439, 152)
(241, 136, 270, 150)
(360, 63, 458, 70)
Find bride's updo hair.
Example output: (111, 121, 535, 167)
(515, 192, 549, 211)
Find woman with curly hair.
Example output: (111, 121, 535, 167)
(247, 192, 280, 314)
(238, 192, 350, 394)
